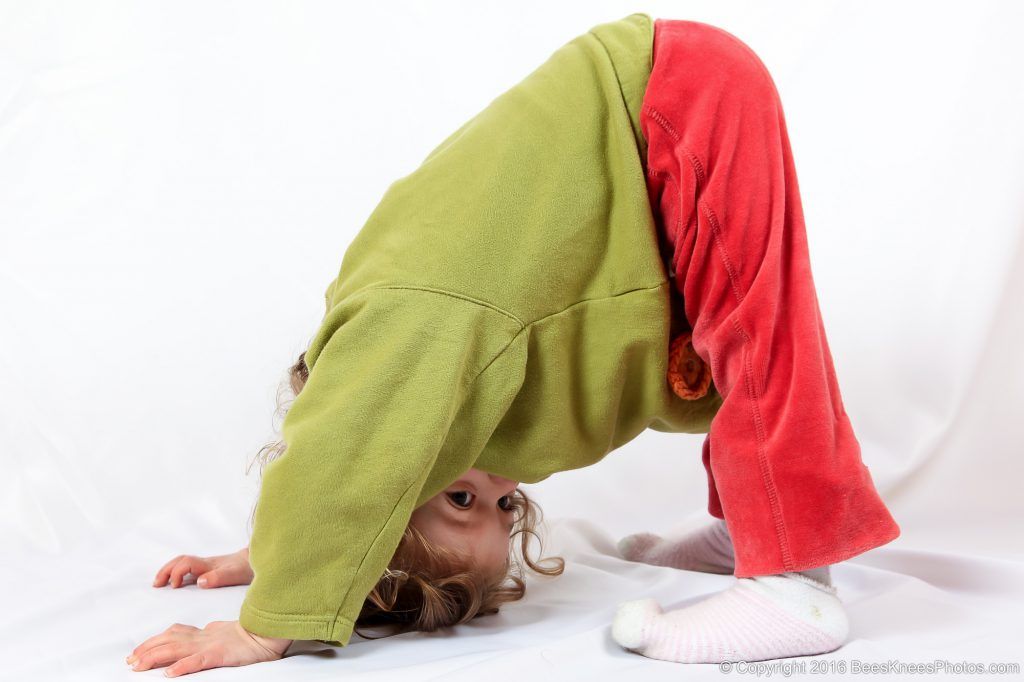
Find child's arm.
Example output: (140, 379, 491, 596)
(238, 286, 525, 645)
(127, 286, 527, 675)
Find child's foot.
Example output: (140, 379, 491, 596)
(611, 570, 847, 663)
(617, 518, 735, 574)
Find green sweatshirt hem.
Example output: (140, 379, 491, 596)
(239, 601, 355, 647)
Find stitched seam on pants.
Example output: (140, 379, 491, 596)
(644, 102, 795, 571)
(646, 167, 687, 250)
(644, 105, 744, 304)
(732, 317, 794, 571)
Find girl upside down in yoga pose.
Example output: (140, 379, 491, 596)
(126, 13, 899, 676)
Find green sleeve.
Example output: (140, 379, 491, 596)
(238, 286, 525, 645)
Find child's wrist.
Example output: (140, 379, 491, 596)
(250, 632, 293, 656)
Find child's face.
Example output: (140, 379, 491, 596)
(409, 467, 519, 574)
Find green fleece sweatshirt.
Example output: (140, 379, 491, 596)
(239, 12, 722, 646)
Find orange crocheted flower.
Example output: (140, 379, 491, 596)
(667, 331, 711, 400)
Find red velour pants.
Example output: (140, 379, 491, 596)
(642, 19, 901, 577)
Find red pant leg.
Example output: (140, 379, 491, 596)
(643, 19, 900, 577)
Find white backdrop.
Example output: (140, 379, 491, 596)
(2, 1, 1022, 680)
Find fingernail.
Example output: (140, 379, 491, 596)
(197, 576, 207, 587)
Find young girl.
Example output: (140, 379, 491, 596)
(126, 13, 900, 675)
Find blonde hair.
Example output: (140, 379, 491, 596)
(246, 350, 565, 639)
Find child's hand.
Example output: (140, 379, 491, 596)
(125, 620, 292, 676)
(153, 547, 253, 589)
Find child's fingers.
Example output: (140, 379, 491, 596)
(196, 570, 220, 588)
(126, 624, 198, 668)
(128, 641, 191, 672)
(153, 556, 211, 588)
(165, 650, 222, 678)
(153, 555, 187, 587)
(168, 558, 208, 588)
(198, 561, 252, 588)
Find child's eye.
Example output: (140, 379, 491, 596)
(498, 495, 514, 511)
(447, 491, 473, 508)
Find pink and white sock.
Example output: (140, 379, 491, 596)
(611, 570, 848, 663)
(618, 518, 736, 574)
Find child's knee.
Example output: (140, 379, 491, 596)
(654, 18, 782, 113)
